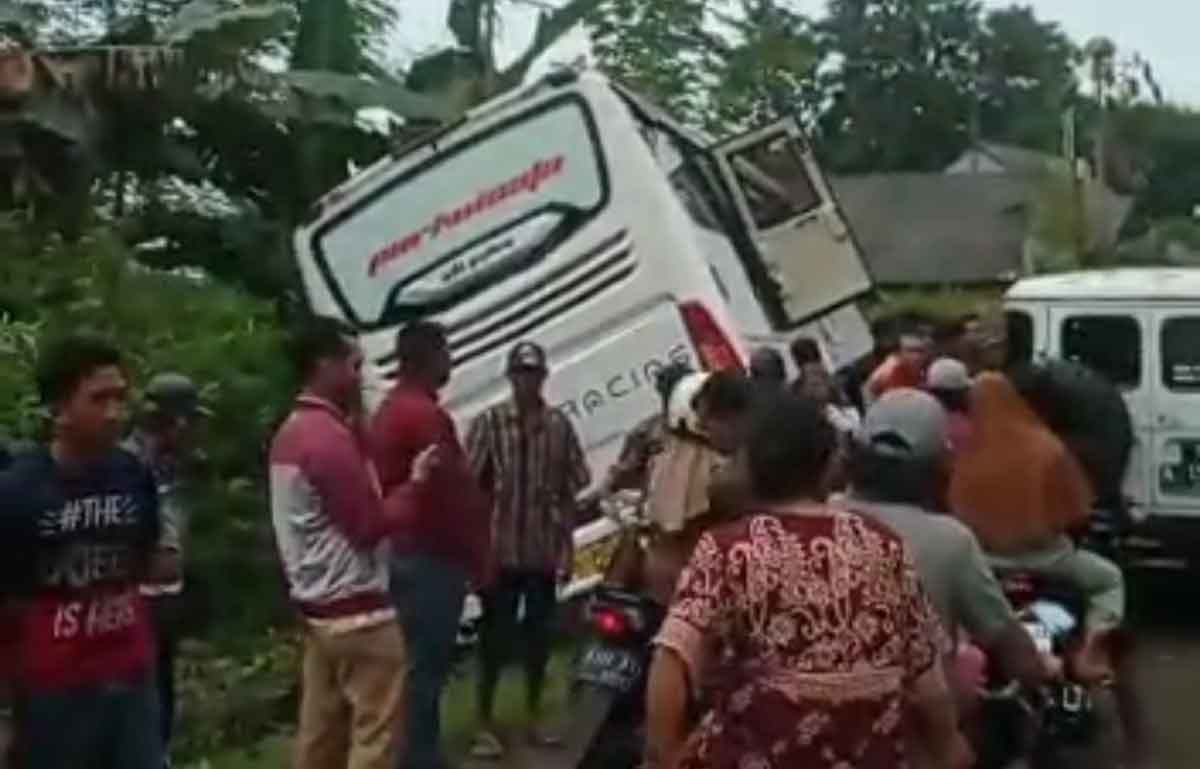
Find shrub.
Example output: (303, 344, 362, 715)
(0, 222, 295, 643)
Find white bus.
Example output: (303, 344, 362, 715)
(293, 67, 874, 597)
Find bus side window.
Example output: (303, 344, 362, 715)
(670, 154, 742, 234)
(670, 164, 723, 232)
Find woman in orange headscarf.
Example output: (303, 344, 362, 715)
(950, 373, 1092, 551)
(949, 373, 1124, 680)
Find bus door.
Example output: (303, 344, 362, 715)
(710, 118, 873, 329)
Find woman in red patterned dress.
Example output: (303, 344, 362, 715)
(644, 392, 971, 769)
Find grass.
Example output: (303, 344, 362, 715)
(189, 648, 577, 769)
(869, 286, 1005, 323)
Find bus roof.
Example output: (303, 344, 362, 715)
(307, 67, 594, 218)
(1007, 268, 1200, 302)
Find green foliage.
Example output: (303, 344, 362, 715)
(591, 0, 1084, 170)
(1028, 168, 1085, 271)
(705, 1, 819, 133)
(590, 0, 710, 122)
(0, 0, 445, 303)
(406, 0, 603, 112)
(868, 286, 1003, 326)
(816, 0, 982, 172)
(176, 632, 301, 761)
(589, 0, 715, 125)
(0, 223, 293, 642)
(180, 645, 581, 766)
(1117, 217, 1200, 266)
(1113, 105, 1200, 233)
(977, 6, 1079, 152)
(589, 0, 822, 132)
(289, 0, 396, 72)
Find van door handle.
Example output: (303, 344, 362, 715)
(1158, 414, 1182, 429)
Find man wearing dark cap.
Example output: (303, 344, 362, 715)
(126, 372, 208, 762)
(466, 341, 590, 759)
(748, 347, 786, 389)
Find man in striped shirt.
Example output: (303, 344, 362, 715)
(467, 341, 590, 759)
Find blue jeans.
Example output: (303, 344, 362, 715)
(389, 554, 468, 769)
(19, 670, 161, 769)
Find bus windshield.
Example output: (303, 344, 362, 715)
(306, 97, 608, 329)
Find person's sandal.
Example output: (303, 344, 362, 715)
(470, 730, 505, 761)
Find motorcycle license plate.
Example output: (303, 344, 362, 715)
(576, 643, 644, 692)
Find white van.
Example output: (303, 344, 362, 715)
(294, 67, 874, 595)
(1006, 268, 1200, 553)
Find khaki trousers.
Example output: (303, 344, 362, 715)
(295, 620, 406, 769)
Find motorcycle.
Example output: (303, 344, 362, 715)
(975, 559, 1125, 769)
(544, 489, 665, 769)
(566, 586, 663, 769)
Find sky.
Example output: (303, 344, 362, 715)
(391, 0, 1200, 107)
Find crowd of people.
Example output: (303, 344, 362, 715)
(0, 322, 590, 769)
(0, 308, 1143, 769)
(634, 313, 1143, 769)
(272, 319, 590, 769)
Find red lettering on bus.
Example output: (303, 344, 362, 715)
(366, 154, 566, 278)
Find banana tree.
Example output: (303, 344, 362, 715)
(407, 0, 603, 114)
(0, 0, 452, 236)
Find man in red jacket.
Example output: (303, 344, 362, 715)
(270, 318, 417, 769)
(371, 321, 490, 769)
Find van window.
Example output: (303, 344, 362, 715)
(309, 96, 608, 329)
(1161, 316, 1200, 391)
(728, 133, 820, 230)
(1005, 310, 1034, 365)
(1060, 315, 1141, 388)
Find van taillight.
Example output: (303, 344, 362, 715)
(679, 301, 744, 372)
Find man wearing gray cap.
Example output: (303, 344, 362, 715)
(126, 372, 208, 763)
(837, 390, 1044, 704)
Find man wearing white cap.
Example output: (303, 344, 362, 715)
(926, 357, 973, 456)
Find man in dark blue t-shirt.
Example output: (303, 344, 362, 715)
(0, 335, 165, 769)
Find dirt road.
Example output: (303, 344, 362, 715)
(1127, 569, 1200, 769)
